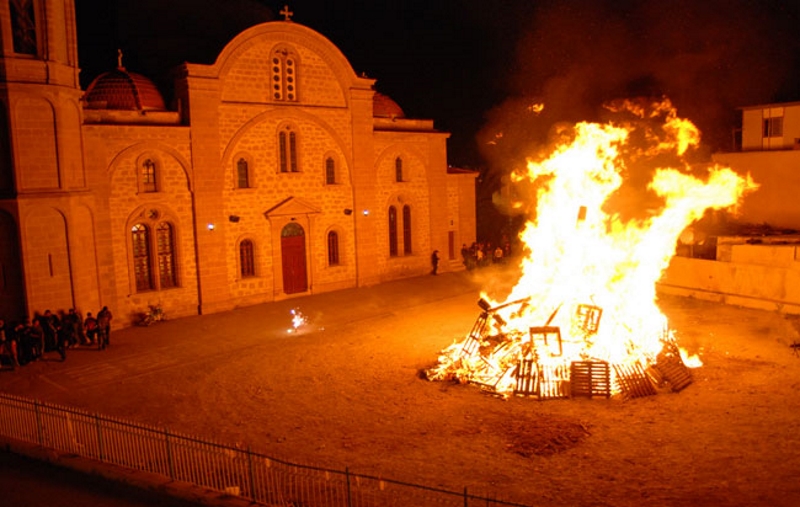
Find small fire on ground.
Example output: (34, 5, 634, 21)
(287, 308, 308, 334)
(427, 99, 757, 400)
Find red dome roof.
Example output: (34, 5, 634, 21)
(373, 92, 405, 118)
(84, 67, 166, 111)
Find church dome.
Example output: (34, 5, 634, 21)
(373, 92, 405, 119)
(84, 66, 167, 111)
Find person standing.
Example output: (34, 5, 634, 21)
(0, 319, 17, 367)
(62, 309, 79, 348)
(39, 310, 59, 352)
(83, 312, 98, 345)
(55, 324, 68, 361)
(27, 319, 43, 360)
(97, 306, 113, 350)
(430, 250, 440, 275)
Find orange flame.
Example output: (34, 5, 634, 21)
(430, 99, 757, 395)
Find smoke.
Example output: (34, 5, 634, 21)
(479, 0, 800, 176)
(474, 0, 800, 239)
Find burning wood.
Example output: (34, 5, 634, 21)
(427, 298, 684, 399)
(427, 99, 758, 400)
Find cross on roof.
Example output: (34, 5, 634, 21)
(280, 4, 294, 21)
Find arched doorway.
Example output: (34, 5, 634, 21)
(281, 222, 307, 294)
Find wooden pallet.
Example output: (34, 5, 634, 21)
(574, 304, 603, 334)
(460, 313, 488, 356)
(570, 361, 611, 398)
(514, 358, 538, 395)
(514, 360, 570, 400)
(530, 326, 563, 358)
(537, 363, 571, 400)
(653, 355, 693, 392)
(613, 362, 657, 399)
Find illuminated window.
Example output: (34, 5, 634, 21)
(236, 158, 250, 188)
(327, 231, 340, 266)
(156, 222, 177, 288)
(141, 159, 157, 192)
(239, 239, 255, 277)
(388, 206, 398, 257)
(395, 157, 403, 182)
(763, 117, 783, 138)
(402, 205, 412, 254)
(325, 157, 336, 185)
(132, 224, 153, 291)
(279, 127, 298, 172)
(270, 46, 299, 102)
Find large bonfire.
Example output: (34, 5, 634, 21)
(428, 99, 757, 399)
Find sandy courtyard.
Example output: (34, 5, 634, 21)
(2, 266, 800, 507)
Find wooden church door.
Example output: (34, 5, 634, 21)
(281, 223, 308, 294)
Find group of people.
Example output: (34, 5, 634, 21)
(461, 241, 512, 270)
(0, 306, 113, 367)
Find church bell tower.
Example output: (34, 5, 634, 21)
(0, 0, 87, 320)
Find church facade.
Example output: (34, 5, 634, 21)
(0, 1, 477, 325)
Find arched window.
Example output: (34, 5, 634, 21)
(141, 158, 157, 192)
(156, 222, 177, 289)
(279, 126, 298, 173)
(395, 157, 403, 182)
(388, 206, 398, 257)
(325, 157, 336, 185)
(236, 158, 250, 188)
(131, 214, 179, 293)
(132, 224, 152, 291)
(402, 205, 412, 254)
(327, 231, 340, 266)
(270, 46, 299, 102)
(10, 0, 37, 55)
(239, 239, 255, 277)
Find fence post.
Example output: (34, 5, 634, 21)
(95, 414, 104, 461)
(34, 400, 43, 445)
(164, 427, 175, 480)
(247, 446, 256, 502)
(464, 487, 469, 507)
(346, 467, 353, 507)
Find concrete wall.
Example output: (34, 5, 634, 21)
(658, 243, 800, 314)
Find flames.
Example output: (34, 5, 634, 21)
(429, 99, 757, 397)
(287, 308, 308, 334)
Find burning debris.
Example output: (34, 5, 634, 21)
(427, 99, 757, 399)
(287, 308, 308, 334)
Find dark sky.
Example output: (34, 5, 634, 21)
(75, 0, 800, 171)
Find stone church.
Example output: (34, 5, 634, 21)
(0, 1, 477, 325)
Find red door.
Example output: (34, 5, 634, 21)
(281, 224, 307, 294)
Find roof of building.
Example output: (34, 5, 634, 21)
(447, 166, 479, 175)
(373, 92, 405, 119)
(83, 66, 167, 111)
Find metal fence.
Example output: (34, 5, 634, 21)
(0, 392, 529, 507)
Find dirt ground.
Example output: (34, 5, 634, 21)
(2, 265, 800, 507)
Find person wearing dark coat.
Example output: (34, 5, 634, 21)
(431, 250, 440, 275)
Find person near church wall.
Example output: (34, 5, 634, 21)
(431, 250, 440, 275)
(97, 306, 113, 350)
